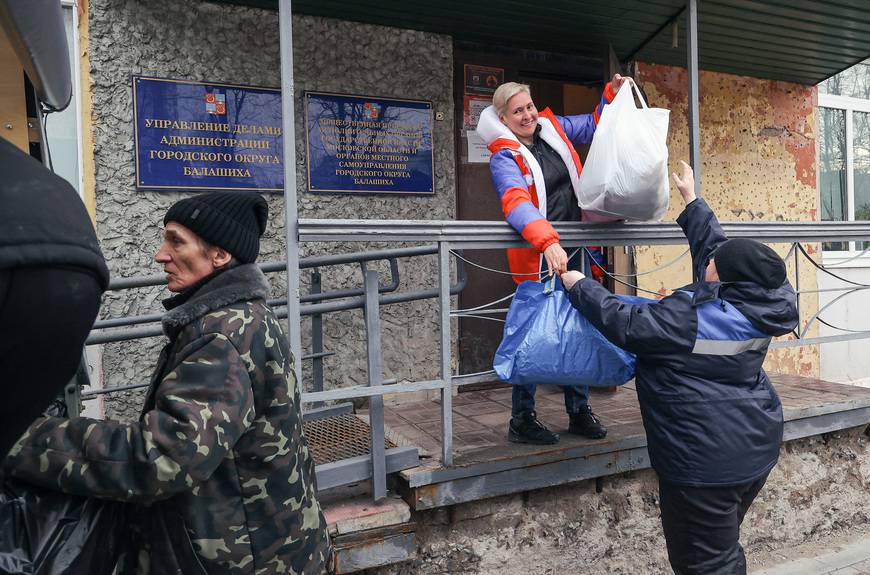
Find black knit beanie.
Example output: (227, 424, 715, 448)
(164, 192, 268, 263)
(713, 238, 786, 289)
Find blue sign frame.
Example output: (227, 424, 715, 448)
(305, 91, 435, 196)
(133, 76, 283, 192)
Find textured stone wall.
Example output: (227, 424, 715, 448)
(86, 0, 454, 420)
(373, 426, 870, 574)
(632, 63, 820, 378)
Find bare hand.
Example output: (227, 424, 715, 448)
(612, 74, 634, 91)
(672, 160, 697, 205)
(543, 243, 569, 277)
(561, 270, 585, 290)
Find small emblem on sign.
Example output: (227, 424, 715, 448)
(205, 92, 226, 115)
(363, 102, 380, 120)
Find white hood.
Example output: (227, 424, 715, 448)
(475, 105, 547, 217)
(475, 105, 517, 147)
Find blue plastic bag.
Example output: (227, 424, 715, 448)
(493, 277, 652, 386)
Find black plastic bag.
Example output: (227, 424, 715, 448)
(0, 479, 128, 575)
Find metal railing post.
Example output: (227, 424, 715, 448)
(64, 381, 81, 418)
(687, 0, 701, 195)
(794, 243, 801, 333)
(439, 242, 453, 466)
(279, 0, 303, 386)
(310, 270, 324, 395)
(63, 352, 90, 417)
(363, 270, 387, 500)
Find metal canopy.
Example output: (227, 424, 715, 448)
(220, 0, 869, 85)
(0, 0, 71, 111)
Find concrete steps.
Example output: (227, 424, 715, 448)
(322, 491, 416, 574)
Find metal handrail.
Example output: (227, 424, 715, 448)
(88, 225, 870, 396)
(89, 245, 445, 341)
(85, 253, 467, 345)
(291, 220, 870, 473)
(93, 261, 402, 330)
(104, 244, 440, 291)
(299, 218, 870, 246)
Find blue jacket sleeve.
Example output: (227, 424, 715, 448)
(558, 114, 597, 146)
(489, 149, 527, 196)
(489, 149, 559, 250)
(566, 279, 695, 357)
(676, 198, 729, 283)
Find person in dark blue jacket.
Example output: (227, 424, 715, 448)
(561, 160, 798, 575)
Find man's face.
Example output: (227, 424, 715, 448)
(705, 258, 719, 282)
(155, 222, 216, 292)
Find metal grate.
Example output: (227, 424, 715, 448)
(303, 413, 397, 465)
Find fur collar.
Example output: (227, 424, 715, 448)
(161, 264, 270, 338)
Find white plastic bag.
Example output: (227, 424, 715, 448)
(577, 82, 670, 221)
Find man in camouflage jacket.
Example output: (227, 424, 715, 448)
(5, 192, 332, 574)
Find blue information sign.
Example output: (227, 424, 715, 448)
(133, 76, 283, 192)
(305, 91, 434, 195)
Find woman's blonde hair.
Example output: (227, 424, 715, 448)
(492, 82, 531, 118)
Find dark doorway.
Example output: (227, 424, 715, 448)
(453, 42, 608, 376)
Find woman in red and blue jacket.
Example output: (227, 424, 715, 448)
(476, 74, 630, 445)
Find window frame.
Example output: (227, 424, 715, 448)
(818, 91, 870, 264)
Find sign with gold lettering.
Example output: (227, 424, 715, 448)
(305, 91, 434, 195)
(133, 76, 282, 192)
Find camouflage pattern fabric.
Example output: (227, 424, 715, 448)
(5, 265, 332, 574)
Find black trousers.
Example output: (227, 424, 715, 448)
(659, 472, 770, 575)
(0, 266, 103, 460)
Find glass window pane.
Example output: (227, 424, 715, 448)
(819, 61, 870, 99)
(819, 107, 847, 250)
(45, 6, 80, 194)
(855, 111, 870, 250)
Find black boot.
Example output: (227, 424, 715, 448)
(508, 411, 559, 445)
(568, 405, 607, 439)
